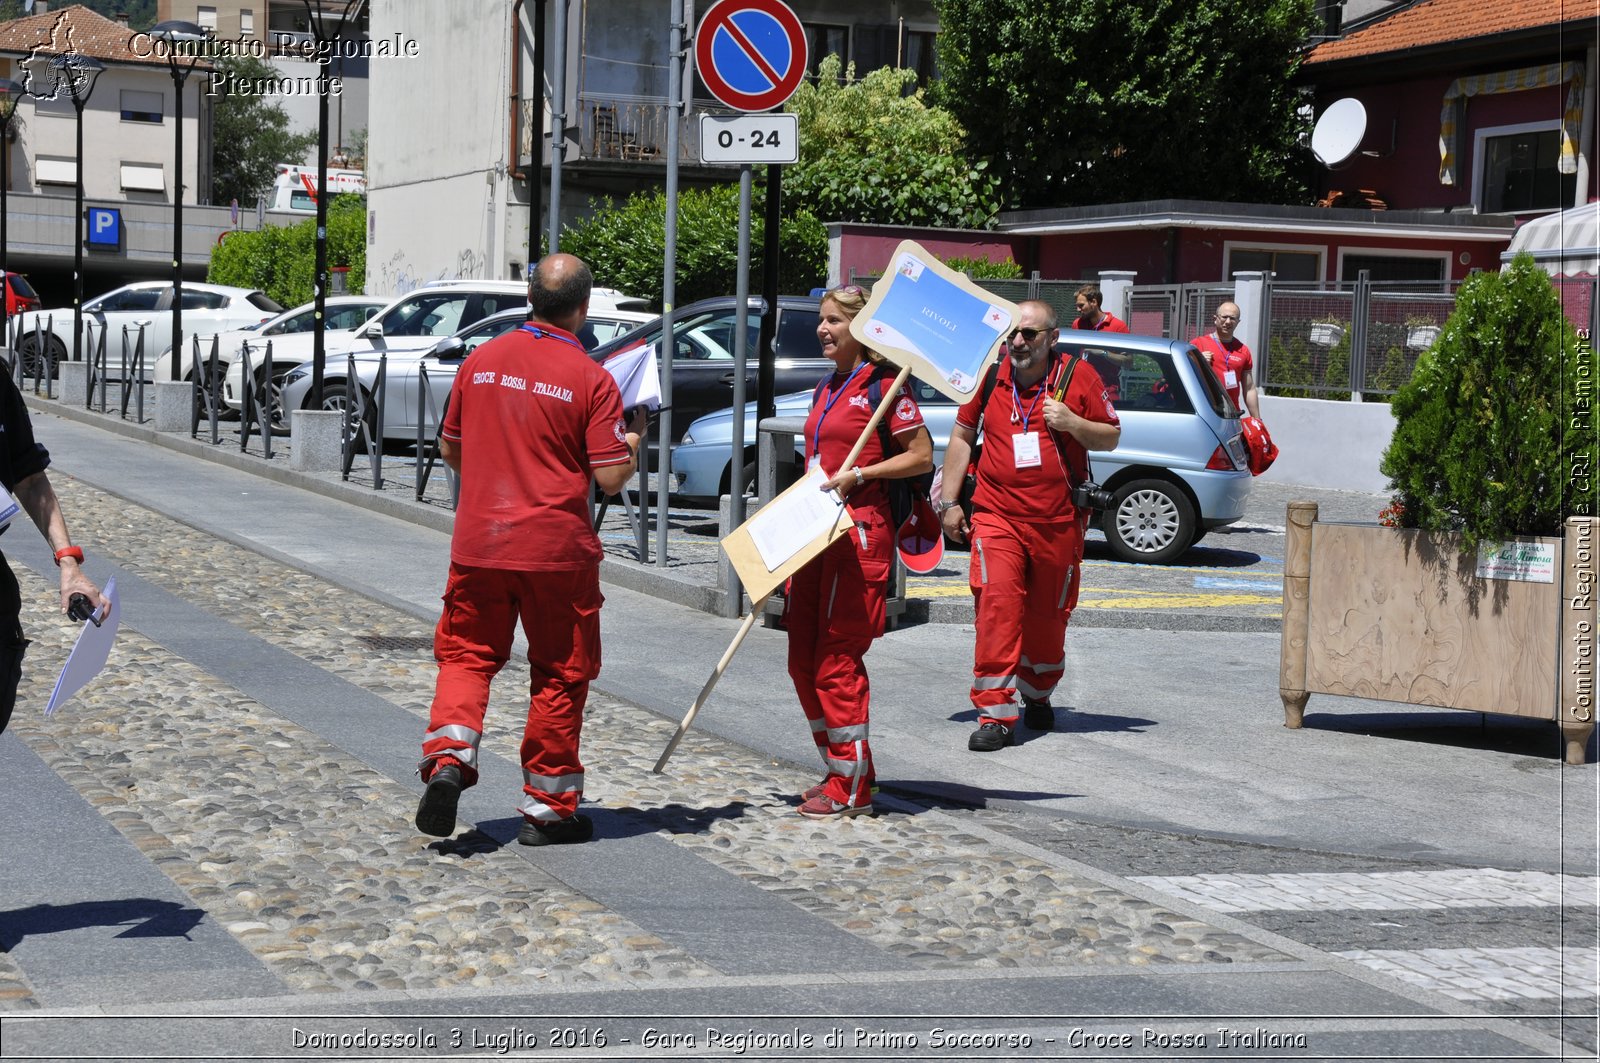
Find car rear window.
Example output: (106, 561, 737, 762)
(1059, 341, 1203, 416)
(248, 292, 286, 313)
(8, 275, 37, 300)
(1180, 345, 1233, 416)
(774, 309, 823, 359)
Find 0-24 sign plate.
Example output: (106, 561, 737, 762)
(698, 113, 799, 165)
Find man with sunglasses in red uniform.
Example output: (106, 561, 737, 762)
(935, 300, 1121, 751)
(415, 253, 645, 846)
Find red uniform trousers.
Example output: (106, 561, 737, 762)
(968, 510, 1085, 725)
(784, 510, 890, 807)
(421, 563, 602, 823)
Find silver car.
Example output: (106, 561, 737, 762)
(671, 333, 1253, 564)
(279, 307, 658, 442)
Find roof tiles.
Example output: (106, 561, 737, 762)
(0, 4, 169, 69)
(1306, 0, 1580, 65)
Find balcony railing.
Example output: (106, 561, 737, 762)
(518, 94, 745, 166)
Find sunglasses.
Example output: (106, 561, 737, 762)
(1008, 326, 1050, 342)
(834, 284, 866, 296)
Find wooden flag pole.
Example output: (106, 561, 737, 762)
(652, 361, 913, 774)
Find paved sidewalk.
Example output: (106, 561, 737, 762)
(0, 402, 1592, 1061)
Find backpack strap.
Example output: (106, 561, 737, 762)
(1047, 353, 1088, 488)
(970, 361, 1002, 441)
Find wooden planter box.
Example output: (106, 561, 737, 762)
(1279, 502, 1598, 764)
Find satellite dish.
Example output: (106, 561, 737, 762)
(1312, 98, 1367, 167)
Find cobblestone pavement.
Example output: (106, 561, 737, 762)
(973, 812, 1600, 1055)
(2, 474, 1290, 1008)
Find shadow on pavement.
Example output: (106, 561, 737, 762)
(946, 707, 1158, 737)
(0, 898, 205, 950)
(880, 780, 1077, 810)
(1301, 709, 1596, 761)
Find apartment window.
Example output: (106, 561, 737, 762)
(1227, 247, 1321, 283)
(901, 29, 938, 86)
(120, 89, 163, 124)
(240, 9, 255, 35)
(119, 162, 166, 192)
(1340, 253, 1446, 283)
(1478, 125, 1578, 213)
(197, 6, 217, 30)
(807, 24, 847, 78)
(35, 157, 75, 185)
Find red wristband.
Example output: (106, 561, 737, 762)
(53, 546, 83, 566)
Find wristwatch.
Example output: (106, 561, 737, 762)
(53, 545, 84, 566)
(933, 500, 959, 514)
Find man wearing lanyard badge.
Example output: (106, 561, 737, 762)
(1192, 301, 1261, 420)
(415, 253, 645, 845)
(934, 300, 1121, 751)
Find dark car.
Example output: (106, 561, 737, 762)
(586, 295, 832, 466)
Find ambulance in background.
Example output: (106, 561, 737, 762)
(267, 163, 367, 213)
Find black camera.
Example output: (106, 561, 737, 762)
(1072, 480, 1115, 512)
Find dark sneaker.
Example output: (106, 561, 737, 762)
(518, 813, 595, 847)
(1023, 698, 1054, 730)
(415, 763, 462, 837)
(968, 721, 1014, 752)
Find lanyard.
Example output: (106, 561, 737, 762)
(811, 361, 869, 459)
(519, 323, 585, 352)
(1010, 370, 1046, 429)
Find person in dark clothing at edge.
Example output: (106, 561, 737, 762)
(0, 370, 108, 736)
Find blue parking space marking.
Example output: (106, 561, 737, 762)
(1195, 575, 1282, 592)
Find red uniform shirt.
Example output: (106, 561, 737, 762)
(1072, 311, 1130, 333)
(442, 322, 632, 571)
(956, 355, 1120, 524)
(1193, 333, 1253, 409)
(803, 362, 925, 517)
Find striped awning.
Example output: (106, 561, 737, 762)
(1439, 61, 1584, 186)
(1501, 203, 1600, 275)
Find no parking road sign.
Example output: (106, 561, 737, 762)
(695, 0, 808, 113)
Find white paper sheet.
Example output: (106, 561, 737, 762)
(747, 467, 846, 572)
(45, 575, 118, 715)
(601, 343, 662, 411)
(0, 483, 20, 529)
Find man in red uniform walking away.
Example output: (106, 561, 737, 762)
(935, 300, 1122, 751)
(415, 253, 645, 846)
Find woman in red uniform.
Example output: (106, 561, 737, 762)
(786, 285, 934, 819)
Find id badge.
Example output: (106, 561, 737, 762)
(1224, 369, 1238, 390)
(1013, 431, 1042, 469)
(808, 455, 820, 473)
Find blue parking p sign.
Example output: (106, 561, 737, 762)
(85, 207, 122, 251)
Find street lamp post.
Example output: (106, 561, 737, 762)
(148, 21, 205, 382)
(54, 53, 103, 370)
(298, 0, 367, 410)
(0, 79, 25, 366)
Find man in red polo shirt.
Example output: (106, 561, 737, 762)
(935, 300, 1122, 751)
(1192, 300, 1262, 420)
(1072, 283, 1130, 334)
(415, 253, 645, 846)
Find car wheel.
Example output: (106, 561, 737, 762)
(1101, 478, 1196, 565)
(318, 380, 376, 440)
(16, 334, 64, 379)
(255, 366, 291, 434)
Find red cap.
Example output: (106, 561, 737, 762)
(896, 494, 945, 574)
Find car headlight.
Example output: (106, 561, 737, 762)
(679, 431, 694, 446)
(284, 367, 308, 385)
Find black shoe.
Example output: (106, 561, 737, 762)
(518, 813, 595, 847)
(415, 764, 463, 837)
(1023, 698, 1054, 730)
(968, 721, 1013, 752)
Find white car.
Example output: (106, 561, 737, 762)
(167, 294, 386, 393)
(279, 306, 659, 442)
(14, 281, 283, 379)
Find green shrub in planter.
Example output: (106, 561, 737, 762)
(1380, 253, 1597, 547)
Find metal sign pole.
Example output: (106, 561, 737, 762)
(657, 0, 687, 568)
(725, 164, 753, 616)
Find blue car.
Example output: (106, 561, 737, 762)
(671, 333, 1253, 564)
